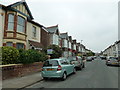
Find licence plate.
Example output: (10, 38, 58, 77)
(112, 63, 117, 64)
(46, 68, 55, 71)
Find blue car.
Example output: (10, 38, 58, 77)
(41, 58, 76, 81)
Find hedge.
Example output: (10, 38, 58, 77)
(1, 46, 19, 64)
(1, 47, 47, 65)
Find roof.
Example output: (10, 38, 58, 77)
(72, 39, 76, 44)
(29, 40, 43, 48)
(28, 20, 43, 27)
(60, 33, 68, 39)
(46, 25, 59, 34)
(7, 1, 33, 20)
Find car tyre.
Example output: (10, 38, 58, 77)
(73, 68, 76, 74)
(61, 72, 67, 81)
(82, 63, 85, 68)
(79, 65, 82, 70)
(43, 77, 48, 80)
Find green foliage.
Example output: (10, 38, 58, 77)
(1, 46, 47, 65)
(2, 46, 19, 65)
(18, 49, 47, 64)
(46, 45, 62, 59)
(86, 52, 95, 56)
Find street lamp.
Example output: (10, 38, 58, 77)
(81, 40, 83, 57)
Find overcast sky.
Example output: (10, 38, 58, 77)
(0, 0, 119, 53)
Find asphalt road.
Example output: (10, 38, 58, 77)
(26, 58, 119, 88)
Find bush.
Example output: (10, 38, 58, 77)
(46, 45, 63, 59)
(18, 49, 47, 64)
(2, 46, 19, 65)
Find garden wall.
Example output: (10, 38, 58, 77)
(2, 62, 43, 80)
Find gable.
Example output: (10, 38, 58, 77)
(13, 4, 29, 16)
(7, 1, 33, 20)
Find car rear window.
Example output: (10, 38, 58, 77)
(109, 57, 117, 60)
(43, 60, 59, 67)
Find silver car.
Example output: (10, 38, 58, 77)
(41, 58, 76, 80)
(106, 57, 120, 66)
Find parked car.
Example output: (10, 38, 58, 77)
(106, 57, 120, 66)
(41, 58, 76, 81)
(67, 56, 85, 70)
(100, 56, 107, 60)
(86, 56, 93, 61)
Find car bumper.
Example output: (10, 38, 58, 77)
(41, 71, 64, 78)
(107, 62, 119, 66)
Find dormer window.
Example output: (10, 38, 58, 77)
(8, 14, 14, 31)
(17, 16, 25, 33)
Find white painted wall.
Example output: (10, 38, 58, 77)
(68, 42, 71, 49)
(64, 39, 68, 48)
(73, 44, 76, 50)
(26, 22, 41, 49)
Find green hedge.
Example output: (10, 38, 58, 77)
(2, 46, 19, 64)
(1, 47, 47, 65)
(18, 49, 47, 64)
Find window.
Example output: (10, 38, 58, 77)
(16, 43, 24, 49)
(32, 26, 36, 37)
(17, 16, 25, 33)
(60, 59, 69, 65)
(43, 60, 59, 67)
(8, 14, 14, 30)
(6, 42, 13, 47)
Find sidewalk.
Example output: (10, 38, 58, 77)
(2, 72, 43, 89)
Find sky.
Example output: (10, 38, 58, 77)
(0, 0, 119, 53)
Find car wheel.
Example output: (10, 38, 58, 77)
(79, 65, 82, 70)
(82, 63, 85, 68)
(43, 77, 48, 80)
(73, 68, 76, 74)
(61, 72, 67, 81)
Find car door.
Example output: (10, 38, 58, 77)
(65, 59, 74, 74)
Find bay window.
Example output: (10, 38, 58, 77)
(6, 42, 13, 47)
(8, 14, 14, 30)
(17, 16, 25, 33)
(16, 43, 24, 49)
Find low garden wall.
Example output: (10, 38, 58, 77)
(1, 62, 44, 80)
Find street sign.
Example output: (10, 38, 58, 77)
(47, 49, 53, 54)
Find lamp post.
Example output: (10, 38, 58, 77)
(81, 40, 83, 57)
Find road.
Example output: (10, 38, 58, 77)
(26, 58, 119, 88)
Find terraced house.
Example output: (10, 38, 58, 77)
(0, 0, 89, 57)
(46, 25, 60, 46)
(102, 40, 120, 57)
(0, 0, 49, 50)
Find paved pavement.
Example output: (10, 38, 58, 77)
(2, 71, 43, 89)
(25, 58, 119, 88)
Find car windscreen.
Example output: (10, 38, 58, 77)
(43, 60, 59, 67)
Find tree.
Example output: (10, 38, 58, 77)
(46, 45, 63, 59)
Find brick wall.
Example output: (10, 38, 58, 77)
(41, 28, 50, 48)
(2, 62, 43, 80)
